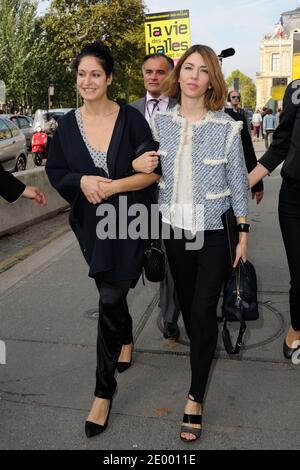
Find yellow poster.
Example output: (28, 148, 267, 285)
(292, 53, 300, 80)
(292, 32, 300, 80)
(144, 10, 191, 61)
(271, 78, 287, 101)
(271, 86, 286, 100)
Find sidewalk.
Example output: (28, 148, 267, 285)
(0, 145, 299, 450)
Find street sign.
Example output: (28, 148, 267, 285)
(0, 80, 6, 104)
(48, 85, 54, 96)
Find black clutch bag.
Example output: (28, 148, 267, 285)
(222, 259, 259, 354)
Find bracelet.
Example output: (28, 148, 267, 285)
(237, 223, 250, 233)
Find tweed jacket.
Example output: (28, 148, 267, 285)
(151, 105, 249, 232)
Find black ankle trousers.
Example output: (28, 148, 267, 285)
(279, 178, 300, 331)
(94, 278, 134, 399)
(164, 228, 228, 403)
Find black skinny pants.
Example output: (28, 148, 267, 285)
(94, 278, 134, 399)
(279, 179, 300, 331)
(164, 228, 228, 403)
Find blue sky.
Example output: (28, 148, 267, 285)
(38, 0, 298, 80)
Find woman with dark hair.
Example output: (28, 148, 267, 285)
(45, 41, 160, 438)
(133, 44, 249, 442)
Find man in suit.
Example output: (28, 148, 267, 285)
(0, 165, 46, 206)
(131, 53, 180, 341)
(131, 53, 176, 122)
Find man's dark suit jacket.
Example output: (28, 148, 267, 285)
(259, 81, 300, 183)
(130, 96, 177, 116)
(225, 108, 263, 193)
(0, 165, 25, 203)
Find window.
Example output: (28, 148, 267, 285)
(272, 53, 280, 72)
(17, 117, 30, 129)
(5, 118, 20, 137)
(0, 119, 12, 140)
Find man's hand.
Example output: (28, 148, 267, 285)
(80, 175, 113, 204)
(132, 151, 160, 174)
(22, 186, 46, 207)
(252, 191, 264, 204)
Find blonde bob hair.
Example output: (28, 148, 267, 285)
(161, 44, 227, 111)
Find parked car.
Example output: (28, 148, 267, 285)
(2, 114, 34, 150)
(0, 116, 27, 172)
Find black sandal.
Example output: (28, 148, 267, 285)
(180, 396, 202, 442)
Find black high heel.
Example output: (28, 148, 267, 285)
(116, 343, 133, 373)
(180, 396, 202, 443)
(85, 399, 112, 438)
(283, 339, 300, 359)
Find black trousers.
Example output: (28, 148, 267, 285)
(279, 179, 300, 331)
(164, 228, 228, 403)
(94, 278, 134, 399)
(160, 240, 181, 324)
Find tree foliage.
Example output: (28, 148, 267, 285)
(0, 0, 147, 110)
(0, 0, 41, 107)
(226, 70, 256, 109)
(42, 0, 146, 101)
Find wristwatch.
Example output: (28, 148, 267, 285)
(237, 223, 250, 233)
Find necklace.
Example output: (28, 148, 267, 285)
(180, 106, 207, 123)
(82, 105, 118, 118)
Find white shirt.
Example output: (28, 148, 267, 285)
(145, 92, 169, 123)
(162, 140, 194, 231)
(252, 113, 262, 124)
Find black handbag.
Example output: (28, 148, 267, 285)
(221, 207, 259, 354)
(222, 259, 259, 354)
(133, 139, 165, 283)
(143, 240, 166, 282)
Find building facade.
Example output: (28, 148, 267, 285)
(256, 8, 300, 108)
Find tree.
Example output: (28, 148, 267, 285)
(0, 0, 41, 107)
(226, 70, 256, 109)
(42, 0, 146, 102)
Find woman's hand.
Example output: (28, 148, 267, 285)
(80, 175, 112, 204)
(233, 234, 248, 268)
(22, 186, 47, 207)
(248, 164, 269, 190)
(132, 151, 160, 174)
(97, 180, 119, 200)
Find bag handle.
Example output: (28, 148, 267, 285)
(222, 260, 247, 355)
(222, 318, 247, 354)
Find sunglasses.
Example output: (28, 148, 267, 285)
(231, 96, 240, 100)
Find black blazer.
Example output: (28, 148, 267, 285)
(225, 108, 263, 193)
(259, 81, 300, 182)
(0, 165, 26, 203)
(46, 101, 158, 281)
